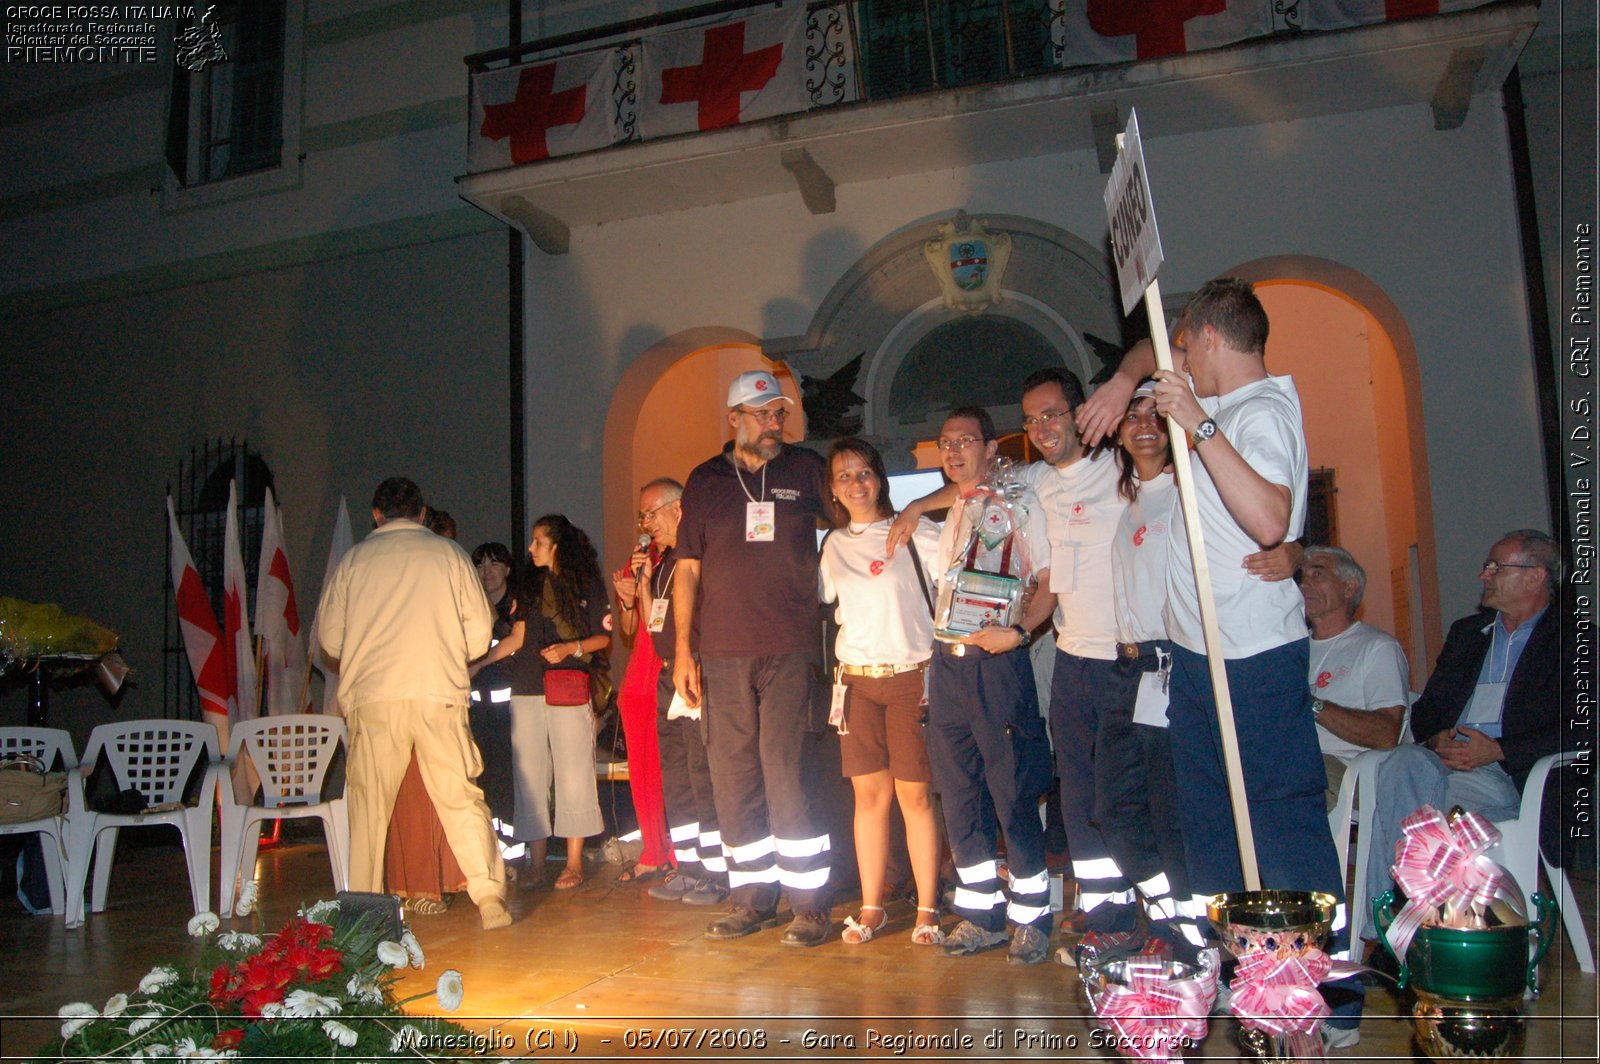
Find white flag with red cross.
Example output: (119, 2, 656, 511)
(222, 481, 259, 726)
(640, 4, 808, 139)
(1055, 0, 1270, 65)
(472, 47, 617, 170)
(254, 486, 308, 715)
(167, 497, 230, 742)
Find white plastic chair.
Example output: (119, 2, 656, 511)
(0, 727, 84, 918)
(219, 714, 349, 917)
(1327, 747, 1395, 953)
(67, 720, 220, 927)
(1484, 750, 1595, 974)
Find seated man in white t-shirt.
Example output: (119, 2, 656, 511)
(1299, 546, 1410, 808)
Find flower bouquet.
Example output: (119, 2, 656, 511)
(36, 895, 479, 1061)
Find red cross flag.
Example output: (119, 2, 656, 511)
(640, 5, 807, 139)
(254, 486, 308, 715)
(167, 497, 230, 742)
(472, 47, 617, 170)
(1059, 1, 1269, 64)
(222, 481, 259, 725)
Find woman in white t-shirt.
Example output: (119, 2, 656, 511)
(819, 438, 945, 946)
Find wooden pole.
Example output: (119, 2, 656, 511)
(1143, 275, 1261, 891)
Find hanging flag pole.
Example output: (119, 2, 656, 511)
(1103, 109, 1260, 891)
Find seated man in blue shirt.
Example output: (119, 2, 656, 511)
(1364, 529, 1561, 915)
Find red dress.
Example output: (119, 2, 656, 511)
(618, 594, 671, 867)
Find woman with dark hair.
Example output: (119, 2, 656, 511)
(818, 437, 945, 946)
(468, 541, 518, 835)
(475, 515, 612, 891)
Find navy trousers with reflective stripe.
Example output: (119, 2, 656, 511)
(701, 652, 831, 913)
(655, 665, 725, 885)
(926, 645, 1053, 933)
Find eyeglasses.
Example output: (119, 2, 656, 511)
(1480, 560, 1538, 576)
(738, 406, 788, 425)
(1021, 410, 1070, 431)
(936, 435, 984, 452)
(637, 500, 675, 523)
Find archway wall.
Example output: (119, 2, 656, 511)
(525, 98, 1544, 630)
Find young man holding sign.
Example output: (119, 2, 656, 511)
(1150, 279, 1362, 1045)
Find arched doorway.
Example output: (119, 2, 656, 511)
(1225, 258, 1442, 678)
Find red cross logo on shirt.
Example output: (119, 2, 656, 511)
(1087, 0, 1226, 60)
(1132, 524, 1147, 547)
(1315, 671, 1333, 689)
(1072, 502, 1085, 517)
(480, 63, 587, 164)
(660, 21, 784, 131)
(869, 559, 885, 576)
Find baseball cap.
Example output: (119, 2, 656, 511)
(1132, 379, 1158, 401)
(727, 370, 794, 408)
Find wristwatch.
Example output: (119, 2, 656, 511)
(1010, 624, 1031, 649)
(1310, 696, 1326, 719)
(1190, 418, 1218, 450)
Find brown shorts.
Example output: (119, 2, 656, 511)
(839, 667, 932, 782)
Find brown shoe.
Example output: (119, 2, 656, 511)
(705, 905, 776, 940)
(781, 909, 831, 948)
(479, 898, 512, 930)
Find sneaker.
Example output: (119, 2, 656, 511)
(705, 906, 776, 940)
(647, 871, 695, 902)
(781, 909, 831, 948)
(1321, 1023, 1360, 1050)
(1007, 924, 1049, 965)
(682, 879, 730, 907)
(939, 919, 1008, 958)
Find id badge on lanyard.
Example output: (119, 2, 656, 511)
(1459, 682, 1507, 730)
(647, 597, 670, 633)
(746, 501, 775, 542)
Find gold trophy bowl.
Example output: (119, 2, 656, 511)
(1411, 988, 1527, 1062)
(1207, 890, 1338, 960)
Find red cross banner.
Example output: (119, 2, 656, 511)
(254, 486, 309, 715)
(472, 48, 617, 170)
(167, 496, 231, 742)
(1053, 0, 1494, 65)
(639, 4, 808, 140)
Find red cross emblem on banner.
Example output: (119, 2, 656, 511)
(480, 63, 588, 164)
(660, 21, 784, 131)
(1087, 0, 1226, 60)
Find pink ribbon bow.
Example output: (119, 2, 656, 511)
(1095, 956, 1216, 1062)
(1384, 804, 1523, 960)
(1231, 949, 1333, 1062)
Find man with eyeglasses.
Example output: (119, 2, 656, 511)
(614, 477, 731, 906)
(925, 406, 1059, 962)
(1362, 529, 1561, 917)
(672, 370, 835, 946)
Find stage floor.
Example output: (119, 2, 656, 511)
(2, 837, 1595, 1060)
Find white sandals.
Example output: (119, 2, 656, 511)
(911, 906, 944, 945)
(842, 905, 888, 945)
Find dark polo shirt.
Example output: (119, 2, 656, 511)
(677, 442, 829, 658)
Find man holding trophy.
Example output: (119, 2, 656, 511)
(924, 406, 1058, 964)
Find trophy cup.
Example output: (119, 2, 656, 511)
(1207, 890, 1339, 1061)
(1079, 952, 1218, 1062)
(1372, 890, 1554, 1062)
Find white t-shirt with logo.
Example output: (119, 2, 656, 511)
(1022, 450, 1126, 660)
(1310, 621, 1411, 763)
(1165, 375, 1309, 658)
(1112, 471, 1176, 645)
(820, 517, 943, 667)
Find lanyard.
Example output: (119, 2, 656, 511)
(652, 556, 677, 601)
(733, 460, 767, 504)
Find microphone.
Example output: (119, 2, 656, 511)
(634, 533, 651, 580)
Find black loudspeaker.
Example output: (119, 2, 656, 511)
(333, 891, 405, 941)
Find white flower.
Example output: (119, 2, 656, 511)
(143, 1043, 173, 1058)
(128, 1009, 164, 1036)
(139, 966, 180, 994)
(322, 1020, 359, 1048)
(301, 899, 339, 924)
(233, 881, 258, 916)
(187, 912, 219, 937)
(281, 989, 341, 1018)
(58, 1002, 97, 1040)
(435, 969, 464, 1012)
(345, 974, 383, 1005)
(376, 940, 408, 968)
(216, 932, 262, 952)
(173, 1038, 235, 1061)
(401, 930, 425, 968)
(173, 1038, 198, 1057)
(388, 1025, 423, 1053)
(102, 993, 128, 1018)
(256, 1003, 285, 1020)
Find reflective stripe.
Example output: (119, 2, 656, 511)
(727, 866, 782, 887)
(780, 866, 831, 891)
(701, 855, 728, 873)
(1135, 873, 1172, 898)
(1009, 869, 1049, 895)
(1008, 901, 1050, 924)
(489, 687, 511, 703)
(1080, 888, 1137, 911)
(669, 823, 700, 843)
(470, 690, 481, 703)
(674, 846, 699, 863)
(1332, 904, 1347, 934)
(1181, 924, 1209, 946)
(1073, 856, 1123, 880)
(1175, 896, 1209, 919)
(619, 829, 641, 843)
(775, 834, 830, 859)
(700, 830, 722, 848)
(726, 836, 777, 864)
(955, 860, 999, 885)
(953, 886, 1006, 910)
(1145, 897, 1177, 920)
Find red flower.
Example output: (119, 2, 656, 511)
(209, 965, 234, 1001)
(212, 1029, 245, 1050)
(240, 987, 284, 1018)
